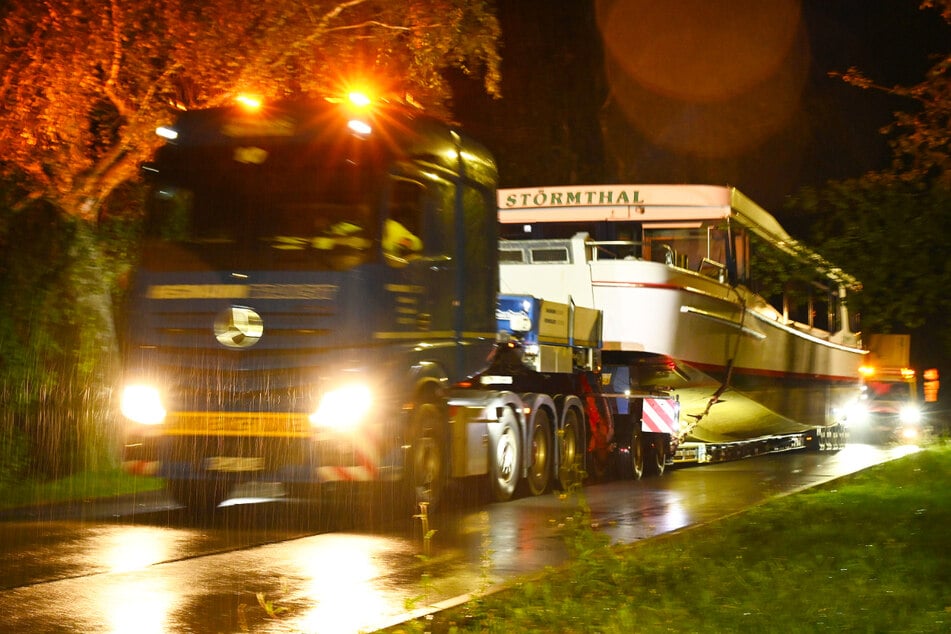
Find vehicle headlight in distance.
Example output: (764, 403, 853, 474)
(309, 384, 373, 430)
(900, 426, 920, 441)
(899, 404, 922, 425)
(120, 384, 167, 425)
(843, 401, 870, 427)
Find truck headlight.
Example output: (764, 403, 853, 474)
(899, 405, 922, 425)
(309, 384, 373, 430)
(120, 384, 167, 425)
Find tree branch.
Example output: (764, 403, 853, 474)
(103, 0, 133, 118)
(268, 0, 371, 71)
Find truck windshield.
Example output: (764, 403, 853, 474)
(144, 139, 382, 270)
(866, 381, 913, 401)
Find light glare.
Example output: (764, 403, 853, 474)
(348, 91, 372, 107)
(121, 385, 167, 425)
(899, 405, 922, 425)
(235, 94, 263, 110)
(348, 119, 372, 135)
(310, 384, 373, 430)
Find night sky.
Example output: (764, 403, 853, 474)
(453, 0, 949, 215)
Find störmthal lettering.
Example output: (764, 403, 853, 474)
(503, 188, 641, 209)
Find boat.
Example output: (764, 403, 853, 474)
(497, 185, 866, 443)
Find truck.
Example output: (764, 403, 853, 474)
(118, 93, 641, 513)
(847, 334, 927, 443)
(118, 94, 851, 516)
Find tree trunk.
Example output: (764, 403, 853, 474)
(0, 205, 121, 479)
(63, 219, 122, 473)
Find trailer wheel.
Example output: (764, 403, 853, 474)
(525, 409, 553, 496)
(631, 431, 646, 480)
(557, 407, 584, 489)
(490, 408, 521, 502)
(406, 400, 448, 510)
(648, 435, 667, 476)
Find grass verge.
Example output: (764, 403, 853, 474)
(0, 469, 164, 510)
(391, 442, 951, 633)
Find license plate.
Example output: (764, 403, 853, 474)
(204, 456, 265, 472)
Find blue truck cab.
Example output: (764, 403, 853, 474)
(119, 95, 499, 511)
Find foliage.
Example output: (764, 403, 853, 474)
(788, 178, 951, 335)
(0, 0, 501, 217)
(390, 443, 951, 633)
(0, 469, 163, 510)
(746, 231, 833, 316)
(447, 2, 607, 188)
(0, 1, 502, 483)
(795, 2, 951, 368)
(0, 189, 131, 477)
(830, 1, 951, 189)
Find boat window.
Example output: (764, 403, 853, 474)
(810, 285, 837, 332)
(499, 248, 526, 263)
(531, 247, 569, 263)
(784, 280, 812, 326)
(705, 226, 731, 271)
(731, 228, 750, 284)
(749, 234, 798, 316)
(747, 233, 841, 333)
(643, 225, 728, 272)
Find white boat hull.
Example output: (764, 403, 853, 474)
(501, 257, 865, 442)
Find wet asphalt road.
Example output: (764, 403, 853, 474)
(0, 443, 919, 633)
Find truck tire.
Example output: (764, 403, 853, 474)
(557, 406, 584, 489)
(490, 408, 521, 502)
(631, 431, 646, 480)
(525, 409, 553, 496)
(648, 434, 666, 476)
(405, 400, 448, 510)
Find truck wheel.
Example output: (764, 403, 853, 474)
(631, 431, 646, 480)
(406, 401, 448, 510)
(525, 409, 552, 496)
(490, 408, 521, 502)
(557, 407, 584, 489)
(648, 435, 667, 476)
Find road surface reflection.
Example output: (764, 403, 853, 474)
(0, 443, 921, 633)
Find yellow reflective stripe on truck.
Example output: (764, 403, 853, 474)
(147, 284, 338, 300)
(163, 412, 312, 437)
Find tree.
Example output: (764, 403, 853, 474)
(449, 1, 608, 188)
(1, 0, 501, 218)
(790, 179, 951, 334)
(0, 0, 501, 478)
(790, 1, 951, 373)
(830, 1, 950, 189)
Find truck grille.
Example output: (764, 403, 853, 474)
(131, 301, 341, 412)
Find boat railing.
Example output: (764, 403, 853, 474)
(586, 240, 642, 261)
(697, 257, 727, 283)
(659, 244, 690, 269)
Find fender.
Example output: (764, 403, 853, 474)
(446, 389, 526, 478)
